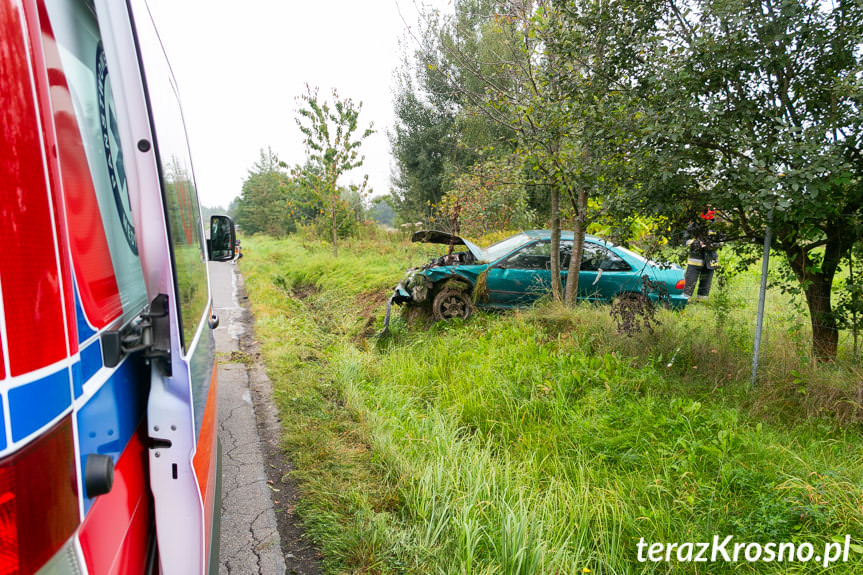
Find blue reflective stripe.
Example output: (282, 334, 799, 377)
(0, 396, 6, 451)
(72, 340, 103, 399)
(72, 361, 84, 399)
(76, 354, 148, 514)
(74, 283, 97, 343)
(80, 339, 103, 384)
(8, 369, 72, 442)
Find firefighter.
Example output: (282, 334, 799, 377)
(684, 207, 721, 300)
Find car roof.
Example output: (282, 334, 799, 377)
(522, 230, 604, 243)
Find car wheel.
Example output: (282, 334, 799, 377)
(432, 287, 473, 321)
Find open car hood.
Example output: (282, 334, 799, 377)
(411, 230, 483, 261)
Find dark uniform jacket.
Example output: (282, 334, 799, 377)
(685, 219, 720, 270)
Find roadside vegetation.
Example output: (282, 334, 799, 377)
(223, 1, 863, 571)
(240, 230, 863, 575)
(231, 0, 863, 363)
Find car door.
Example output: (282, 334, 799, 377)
(486, 240, 554, 305)
(576, 241, 633, 301)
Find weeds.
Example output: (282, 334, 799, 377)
(608, 276, 669, 336)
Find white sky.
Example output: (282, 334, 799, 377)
(146, 0, 452, 210)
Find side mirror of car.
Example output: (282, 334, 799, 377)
(207, 215, 236, 262)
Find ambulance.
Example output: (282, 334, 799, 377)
(1, 0, 235, 573)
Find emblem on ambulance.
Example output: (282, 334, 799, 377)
(97, 43, 138, 255)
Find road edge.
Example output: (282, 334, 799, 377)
(233, 266, 323, 574)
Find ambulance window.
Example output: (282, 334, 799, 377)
(44, 0, 148, 322)
(131, 1, 208, 352)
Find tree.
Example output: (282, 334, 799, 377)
(367, 195, 396, 227)
(295, 85, 373, 257)
(234, 147, 293, 235)
(539, 1, 670, 303)
(200, 204, 228, 224)
(422, 0, 651, 304)
(390, 72, 458, 220)
(413, 1, 573, 299)
(437, 156, 535, 236)
(628, 0, 863, 360)
(391, 0, 521, 224)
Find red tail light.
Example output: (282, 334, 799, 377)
(0, 417, 79, 575)
(675, 279, 686, 291)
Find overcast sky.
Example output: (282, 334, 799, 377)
(145, 0, 451, 209)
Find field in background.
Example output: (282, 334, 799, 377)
(239, 231, 863, 574)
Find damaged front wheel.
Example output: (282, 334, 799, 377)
(432, 288, 473, 321)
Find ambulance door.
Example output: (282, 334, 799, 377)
(93, 0, 220, 573)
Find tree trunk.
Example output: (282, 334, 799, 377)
(550, 186, 562, 301)
(803, 275, 839, 361)
(332, 197, 338, 258)
(564, 188, 587, 306)
(785, 243, 839, 361)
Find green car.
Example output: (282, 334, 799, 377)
(386, 230, 688, 323)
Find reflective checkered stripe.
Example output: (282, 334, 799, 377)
(0, 1, 150, 573)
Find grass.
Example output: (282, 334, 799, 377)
(239, 231, 863, 574)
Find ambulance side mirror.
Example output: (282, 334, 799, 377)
(207, 215, 236, 262)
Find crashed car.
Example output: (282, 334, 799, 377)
(382, 230, 688, 327)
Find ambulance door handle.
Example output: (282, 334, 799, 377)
(100, 294, 172, 376)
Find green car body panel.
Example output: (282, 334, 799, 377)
(388, 230, 688, 322)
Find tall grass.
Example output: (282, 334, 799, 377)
(240, 233, 863, 574)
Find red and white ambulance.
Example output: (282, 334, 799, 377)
(1, 0, 234, 573)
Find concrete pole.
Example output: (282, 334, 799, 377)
(750, 208, 774, 388)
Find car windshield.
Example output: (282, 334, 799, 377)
(483, 233, 532, 262)
(615, 243, 648, 264)
(611, 242, 676, 270)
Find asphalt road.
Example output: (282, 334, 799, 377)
(210, 260, 285, 574)
(209, 260, 322, 575)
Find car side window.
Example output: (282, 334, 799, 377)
(582, 242, 631, 271)
(560, 241, 572, 268)
(504, 241, 552, 270)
